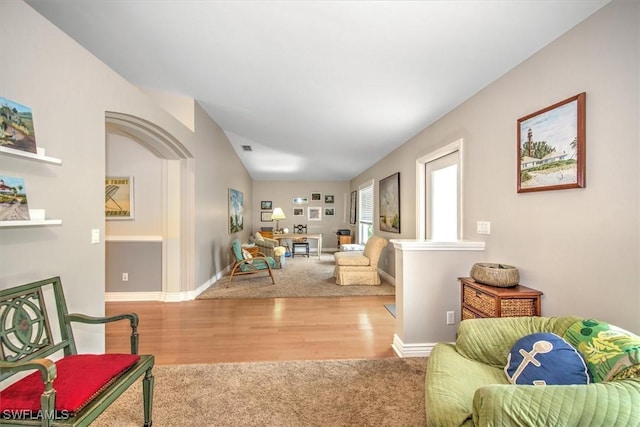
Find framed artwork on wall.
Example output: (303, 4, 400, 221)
(0, 175, 30, 221)
(261, 211, 272, 222)
(293, 207, 304, 216)
(293, 197, 308, 205)
(324, 194, 334, 203)
(105, 176, 134, 220)
(517, 92, 586, 193)
(324, 207, 335, 216)
(0, 96, 38, 154)
(261, 200, 272, 210)
(311, 192, 322, 201)
(308, 206, 321, 221)
(379, 172, 400, 233)
(228, 188, 244, 233)
(349, 190, 357, 225)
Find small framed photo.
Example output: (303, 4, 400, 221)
(261, 200, 272, 210)
(293, 197, 308, 205)
(261, 211, 272, 222)
(293, 207, 304, 216)
(324, 207, 335, 216)
(106, 176, 134, 220)
(311, 192, 322, 201)
(324, 194, 334, 203)
(517, 92, 586, 193)
(308, 206, 322, 221)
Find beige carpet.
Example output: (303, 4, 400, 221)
(197, 254, 395, 299)
(94, 358, 427, 427)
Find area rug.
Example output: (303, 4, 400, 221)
(93, 357, 427, 427)
(197, 254, 395, 299)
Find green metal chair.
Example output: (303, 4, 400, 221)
(228, 239, 277, 287)
(0, 276, 154, 426)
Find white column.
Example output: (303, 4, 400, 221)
(390, 240, 485, 357)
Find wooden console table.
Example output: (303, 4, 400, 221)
(459, 277, 542, 320)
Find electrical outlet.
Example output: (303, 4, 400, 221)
(446, 311, 455, 325)
(122, 273, 129, 282)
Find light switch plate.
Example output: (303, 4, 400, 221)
(477, 221, 491, 235)
(91, 229, 100, 244)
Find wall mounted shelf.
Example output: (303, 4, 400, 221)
(0, 146, 62, 165)
(0, 219, 63, 228)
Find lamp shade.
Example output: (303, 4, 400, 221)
(271, 208, 286, 221)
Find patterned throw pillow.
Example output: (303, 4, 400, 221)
(564, 319, 640, 382)
(505, 333, 591, 385)
(242, 249, 253, 263)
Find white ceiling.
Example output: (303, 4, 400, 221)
(26, 0, 608, 181)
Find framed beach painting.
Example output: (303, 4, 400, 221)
(517, 92, 586, 193)
(0, 175, 30, 221)
(0, 97, 37, 154)
(379, 172, 400, 233)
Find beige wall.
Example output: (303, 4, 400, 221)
(0, 1, 253, 351)
(252, 181, 352, 250)
(352, 0, 640, 331)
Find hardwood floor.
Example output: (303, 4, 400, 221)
(106, 296, 397, 365)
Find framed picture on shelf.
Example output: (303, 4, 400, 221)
(517, 92, 586, 193)
(228, 188, 244, 233)
(293, 207, 304, 216)
(261, 200, 272, 210)
(261, 211, 272, 222)
(324, 194, 334, 203)
(308, 206, 322, 221)
(0, 175, 30, 221)
(379, 172, 400, 233)
(105, 176, 134, 220)
(324, 207, 335, 216)
(311, 192, 322, 201)
(0, 96, 38, 154)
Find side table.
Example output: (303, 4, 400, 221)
(459, 277, 542, 320)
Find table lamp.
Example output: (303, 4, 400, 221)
(271, 208, 286, 233)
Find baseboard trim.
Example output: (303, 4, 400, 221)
(106, 265, 231, 302)
(378, 269, 395, 286)
(391, 334, 436, 358)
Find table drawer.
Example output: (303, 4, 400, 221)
(463, 285, 496, 317)
(462, 307, 482, 320)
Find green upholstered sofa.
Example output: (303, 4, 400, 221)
(425, 316, 640, 426)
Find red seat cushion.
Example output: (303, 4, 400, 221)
(0, 354, 140, 414)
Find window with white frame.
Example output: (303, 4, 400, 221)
(358, 180, 374, 244)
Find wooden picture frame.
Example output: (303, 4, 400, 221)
(105, 176, 134, 220)
(261, 200, 272, 210)
(517, 92, 586, 193)
(379, 172, 400, 233)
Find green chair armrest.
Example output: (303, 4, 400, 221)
(473, 379, 640, 426)
(67, 313, 140, 355)
(0, 357, 57, 385)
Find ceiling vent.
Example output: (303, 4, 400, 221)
(242, 145, 252, 152)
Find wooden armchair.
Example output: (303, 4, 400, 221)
(0, 277, 154, 426)
(228, 238, 277, 287)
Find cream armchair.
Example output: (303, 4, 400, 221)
(254, 232, 287, 268)
(333, 235, 388, 285)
